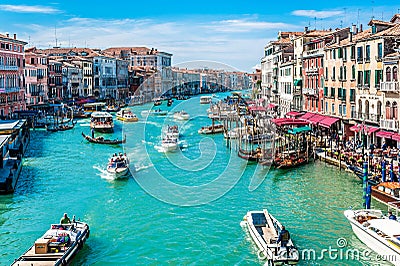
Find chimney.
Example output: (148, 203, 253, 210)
(335, 34, 340, 44)
(360, 24, 363, 32)
(6, 33, 9, 37)
(304, 26, 309, 33)
(13, 33, 16, 40)
(351, 24, 356, 34)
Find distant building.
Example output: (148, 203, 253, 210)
(0, 33, 27, 116)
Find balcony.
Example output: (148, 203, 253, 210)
(304, 48, 324, 57)
(0, 87, 20, 93)
(305, 68, 319, 75)
(0, 65, 18, 71)
(302, 88, 317, 95)
(351, 111, 381, 123)
(380, 119, 400, 131)
(380, 81, 400, 92)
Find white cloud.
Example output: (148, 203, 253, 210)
(206, 19, 295, 32)
(0, 4, 60, 14)
(292, 9, 343, 19)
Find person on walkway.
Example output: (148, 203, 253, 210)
(60, 213, 71, 224)
(389, 211, 397, 221)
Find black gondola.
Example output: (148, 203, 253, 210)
(81, 132, 126, 145)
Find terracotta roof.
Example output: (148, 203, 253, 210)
(373, 23, 400, 37)
(102, 47, 156, 56)
(390, 14, 400, 23)
(368, 19, 395, 27)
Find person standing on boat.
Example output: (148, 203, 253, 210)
(388, 211, 397, 221)
(277, 226, 291, 250)
(60, 213, 71, 224)
(91, 128, 95, 138)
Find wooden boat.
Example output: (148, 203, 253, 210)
(153, 99, 162, 106)
(107, 154, 130, 178)
(105, 105, 120, 112)
(347, 165, 379, 185)
(344, 209, 400, 263)
(46, 121, 77, 132)
(198, 124, 224, 134)
(243, 209, 299, 265)
(116, 109, 138, 122)
(11, 219, 90, 266)
(372, 182, 400, 210)
(90, 112, 114, 133)
(81, 132, 126, 145)
(238, 148, 263, 162)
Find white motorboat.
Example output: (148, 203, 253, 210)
(116, 109, 138, 122)
(198, 124, 224, 134)
(12, 219, 90, 266)
(173, 110, 190, 120)
(141, 109, 168, 117)
(161, 137, 178, 152)
(344, 209, 400, 264)
(200, 96, 212, 104)
(243, 209, 299, 265)
(107, 154, 130, 179)
(90, 111, 114, 133)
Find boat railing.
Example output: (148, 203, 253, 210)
(388, 201, 400, 215)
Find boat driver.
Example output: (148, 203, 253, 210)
(277, 226, 291, 253)
(60, 213, 71, 224)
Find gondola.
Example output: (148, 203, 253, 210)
(82, 132, 126, 145)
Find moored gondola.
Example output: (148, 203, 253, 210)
(81, 132, 126, 145)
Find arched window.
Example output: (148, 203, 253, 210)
(393, 102, 398, 120)
(386, 101, 391, 119)
(393, 66, 398, 81)
(386, 67, 392, 81)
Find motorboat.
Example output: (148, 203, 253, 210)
(173, 110, 190, 120)
(107, 153, 130, 178)
(198, 124, 224, 134)
(242, 209, 299, 265)
(344, 208, 400, 264)
(161, 136, 178, 152)
(12, 219, 90, 266)
(90, 112, 114, 133)
(372, 182, 400, 210)
(116, 109, 139, 122)
(141, 109, 168, 117)
(200, 96, 212, 104)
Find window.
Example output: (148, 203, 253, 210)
(331, 87, 335, 97)
(352, 66, 356, 80)
(343, 104, 347, 115)
(358, 71, 363, 86)
(344, 66, 347, 80)
(331, 103, 335, 114)
(338, 48, 343, 58)
(357, 46, 363, 62)
(332, 49, 336, 59)
(325, 102, 328, 112)
(324, 87, 328, 96)
(342, 88, 346, 101)
(375, 70, 383, 86)
(350, 89, 355, 102)
(364, 70, 371, 85)
(339, 104, 342, 115)
(386, 67, 392, 81)
(366, 45, 370, 61)
(351, 46, 355, 59)
(393, 66, 398, 81)
(332, 67, 336, 80)
(325, 67, 328, 79)
(338, 87, 342, 98)
(343, 47, 347, 60)
(378, 43, 383, 59)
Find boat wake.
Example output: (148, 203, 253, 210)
(134, 163, 153, 172)
(93, 165, 120, 181)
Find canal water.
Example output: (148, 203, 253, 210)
(0, 93, 391, 265)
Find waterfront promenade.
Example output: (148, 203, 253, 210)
(0, 94, 392, 265)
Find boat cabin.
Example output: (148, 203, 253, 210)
(84, 102, 106, 114)
(376, 182, 400, 198)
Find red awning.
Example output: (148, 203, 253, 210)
(248, 106, 267, 112)
(376, 130, 395, 138)
(367, 126, 380, 135)
(349, 124, 379, 135)
(298, 112, 315, 120)
(349, 124, 362, 132)
(307, 114, 326, 125)
(392, 133, 400, 141)
(285, 111, 303, 117)
(319, 117, 340, 128)
(272, 118, 309, 127)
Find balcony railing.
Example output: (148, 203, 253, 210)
(380, 119, 400, 131)
(351, 111, 381, 123)
(380, 81, 400, 92)
(0, 65, 18, 71)
(302, 88, 317, 95)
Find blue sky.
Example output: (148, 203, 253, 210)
(0, 1, 399, 72)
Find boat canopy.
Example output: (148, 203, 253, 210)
(368, 219, 400, 236)
(288, 126, 312, 134)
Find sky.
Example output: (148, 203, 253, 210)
(0, 1, 400, 72)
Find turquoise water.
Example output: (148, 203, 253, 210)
(0, 94, 391, 265)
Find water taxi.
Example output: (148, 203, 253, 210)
(107, 153, 130, 178)
(200, 96, 212, 104)
(198, 124, 224, 134)
(173, 110, 190, 120)
(83, 102, 106, 116)
(12, 219, 90, 266)
(242, 209, 299, 265)
(90, 112, 114, 133)
(344, 209, 400, 264)
(372, 182, 400, 210)
(116, 109, 138, 122)
(164, 125, 179, 139)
